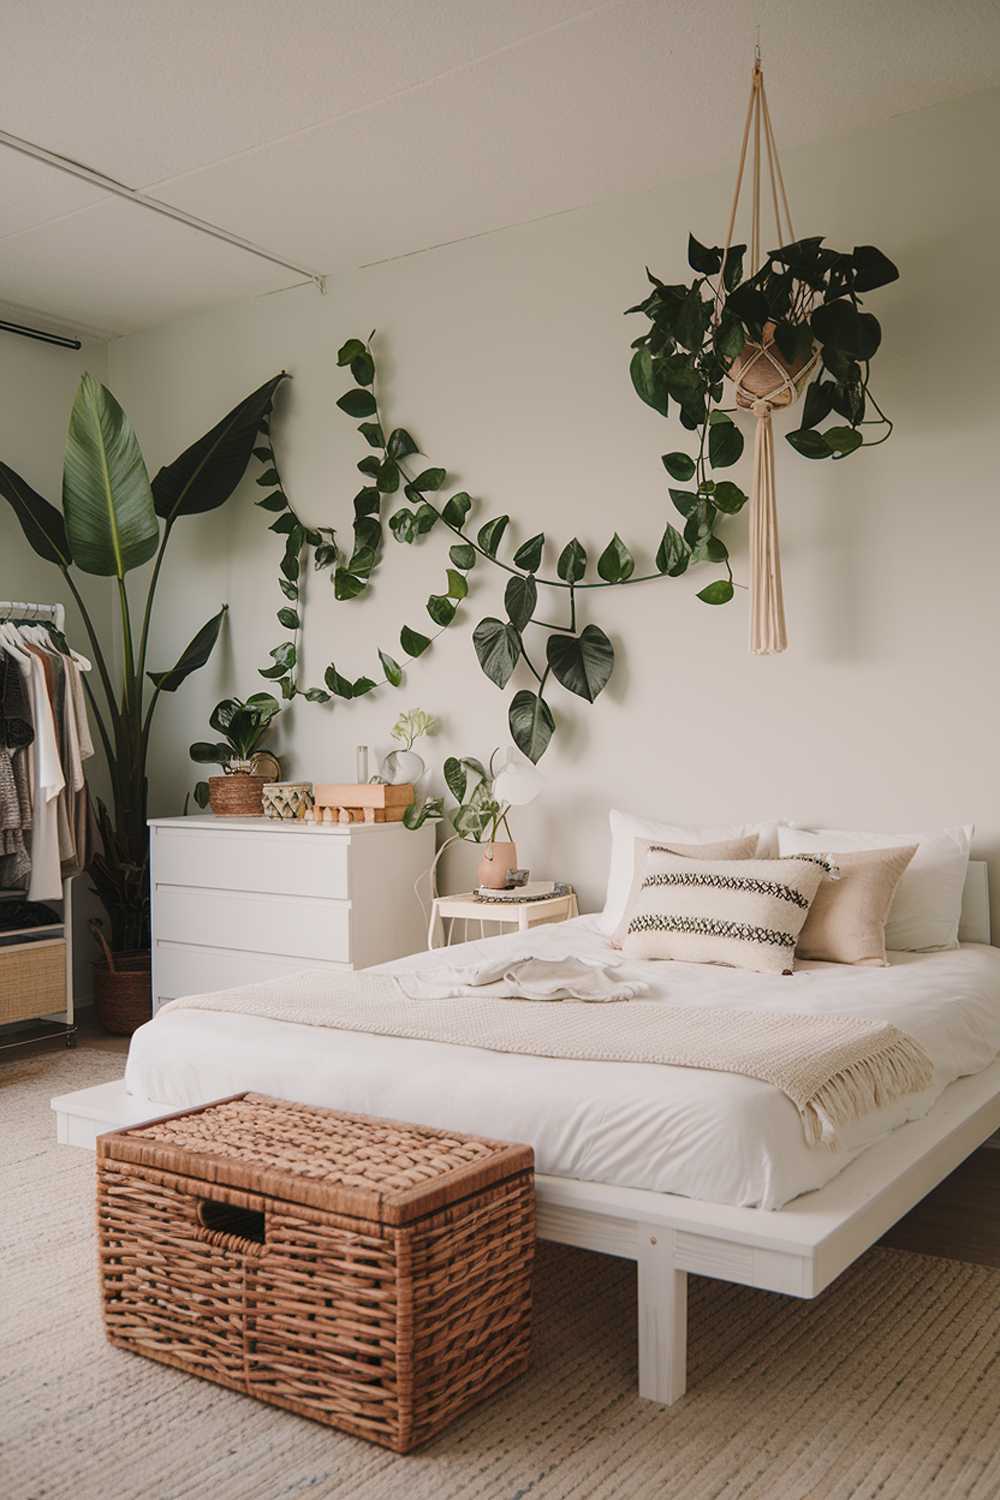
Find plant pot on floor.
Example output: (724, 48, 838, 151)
(93, 952, 152, 1036)
(208, 773, 269, 816)
(477, 841, 518, 890)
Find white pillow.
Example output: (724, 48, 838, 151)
(599, 810, 780, 936)
(777, 824, 973, 952)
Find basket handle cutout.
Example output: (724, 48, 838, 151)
(198, 1199, 266, 1244)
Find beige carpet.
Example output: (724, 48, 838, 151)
(4, 1052, 1000, 1500)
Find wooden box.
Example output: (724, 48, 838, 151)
(313, 782, 414, 823)
(97, 1094, 535, 1452)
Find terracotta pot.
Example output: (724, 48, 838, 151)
(477, 841, 518, 890)
(208, 773, 268, 816)
(93, 952, 152, 1036)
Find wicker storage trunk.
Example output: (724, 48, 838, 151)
(97, 1093, 535, 1452)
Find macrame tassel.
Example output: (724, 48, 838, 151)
(749, 403, 787, 655)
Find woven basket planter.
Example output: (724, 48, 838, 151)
(93, 953, 151, 1036)
(208, 774, 268, 817)
(97, 1093, 535, 1452)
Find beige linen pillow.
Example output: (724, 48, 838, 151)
(622, 850, 823, 976)
(796, 845, 917, 966)
(611, 834, 760, 949)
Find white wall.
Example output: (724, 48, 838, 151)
(108, 87, 1000, 927)
(0, 324, 113, 999)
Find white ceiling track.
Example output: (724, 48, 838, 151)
(0, 128, 327, 294)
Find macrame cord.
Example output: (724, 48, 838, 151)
(715, 55, 818, 655)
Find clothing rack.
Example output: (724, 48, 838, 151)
(0, 599, 77, 1049)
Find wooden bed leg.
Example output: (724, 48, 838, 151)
(636, 1232, 687, 1404)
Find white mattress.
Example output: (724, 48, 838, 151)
(125, 917, 1000, 1210)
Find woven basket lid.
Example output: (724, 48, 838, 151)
(98, 1093, 533, 1225)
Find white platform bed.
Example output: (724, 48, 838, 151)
(53, 864, 1000, 1406)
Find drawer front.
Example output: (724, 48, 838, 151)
(155, 887, 350, 963)
(0, 938, 66, 1023)
(155, 941, 349, 1007)
(153, 826, 350, 900)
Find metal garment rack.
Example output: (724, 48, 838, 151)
(0, 599, 77, 1049)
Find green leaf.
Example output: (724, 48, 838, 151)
(0, 462, 72, 565)
(722, 244, 745, 293)
(708, 419, 744, 469)
(473, 617, 521, 688)
(505, 574, 536, 630)
(449, 542, 476, 570)
(597, 532, 634, 583)
(446, 568, 469, 600)
(427, 594, 456, 627)
(256, 468, 279, 487)
(661, 452, 696, 482)
(378, 649, 403, 687)
(802, 379, 835, 430)
(824, 426, 864, 457)
(401, 625, 431, 657)
(413, 502, 438, 536)
(386, 428, 418, 460)
(410, 467, 445, 492)
(376, 458, 400, 493)
(334, 568, 366, 599)
(683, 498, 714, 547)
(513, 532, 544, 572)
(546, 624, 614, 702)
(655, 524, 689, 576)
(786, 428, 833, 460)
(269, 513, 298, 534)
(190, 741, 229, 765)
(147, 605, 227, 692)
(712, 481, 747, 514)
(276, 607, 300, 629)
(350, 351, 375, 386)
(443, 491, 472, 528)
(675, 290, 708, 353)
(444, 756, 467, 803)
(697, 580, 734, 605)
(62, 373, 158, 577)
(336, 338, 367, 366)
(256, 492, 288, 512)
(389, 508, 416, 543)
(152, 373, 287, 522)
(354, 485, 380, 517)
(258, 663, 287, 681)
(358, 422, 385, 448)
(304, 688, 331, 703)
(629, 347, 668, 415)
(850, 244, 899, 293)
(669, 488, 698, 518)
(337, 388, 377, 418)
(279, 553, 299, 581)
(557, 537, 587, 583)
(348, 543, 377, 578)
(478, 515, 509, 557)
(508, 690, 555, 764)
(688, 234, 723, 275)
(352, 675, 376, 696)
(324, 665, 354, 698)
(278, 579, 298, 600)
(193, 781, 210, 808)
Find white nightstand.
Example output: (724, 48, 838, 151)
(428, 890, 579, 949)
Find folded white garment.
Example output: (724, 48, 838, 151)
(398, 953, 648, 1003)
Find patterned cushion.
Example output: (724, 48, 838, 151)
(610, 834, 760, 949)
(621, 851, 825, 975)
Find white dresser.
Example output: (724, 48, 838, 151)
(149, 815, 435, 1014)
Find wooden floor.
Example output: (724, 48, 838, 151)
(16, 1015, 1000, 1269)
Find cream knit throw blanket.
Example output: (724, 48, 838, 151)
(162, 969, 935, 1148)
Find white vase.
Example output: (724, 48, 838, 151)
(382, 749, 424, 785)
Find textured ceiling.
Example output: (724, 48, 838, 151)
(2, 0, 999, 336)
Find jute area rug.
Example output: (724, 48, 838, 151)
(3, 1050, 1000, 1500)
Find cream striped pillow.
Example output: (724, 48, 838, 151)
(621, 851, 825, 976)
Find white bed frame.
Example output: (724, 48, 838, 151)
(51, 863, 998, 1407)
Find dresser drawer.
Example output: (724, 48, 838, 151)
(153, 826, 349, 900)
(155, 887, 351, 963)
(154, 941, 349, 1007)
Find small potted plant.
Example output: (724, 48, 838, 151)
(190, 694, 282, 816)
(381, 708, 438, 785)
(404, 747, 542, 890)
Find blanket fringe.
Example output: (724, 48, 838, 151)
(802, 1030, 935, 1148)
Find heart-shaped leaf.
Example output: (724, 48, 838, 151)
(786, 428, 833, 460)
(378, 649, 403, 687)
(850, 245, 899, 293)
(443, 491, 472, 528)
(801, 379, 835, 430)
(376, 458, 399, 493)
(358, 422, 385, 448)
(597, 533, 634, 582)
(546, 625, 614, 702)
(336, 338, 367, 366)
(336, 388, 377, 419)
(324, 665, 354, 698)
(410, 467, 445, 492)
(477, 515, 510, 557)
(427, 594, 456, 627)
(446, 568, 468, 600)
(712, 481, 747, 514)
(473, 617, 521, 688)
(557, 537, 587, 583)
(444, 756, 467, 803)
(630, 348, 668, 415)
(508, 690, 555, 763)
(449, 542, 476, 570)
(661, 452, 696, 482)
(824, 426, 863, 458)
(350, 351, 375, 386)
(697, 579, 735, 605)
(655, 524, 689, 576)
(708, 418, 744, 469)
(334, 569, 366, 598)
(276, 607, 300, 630)
(688, 234, 723, 275)
(505, 574, 536, 630)
(513, 532, 544, 572)
(400, 625, 431, 657)
(386, 428, 418, 460)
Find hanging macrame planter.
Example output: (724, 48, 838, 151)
(627, 52, 898, 657)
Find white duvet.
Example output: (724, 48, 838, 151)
(125, 917, 1000, 1210)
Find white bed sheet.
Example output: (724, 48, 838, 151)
(125, 917, 1000, 1210)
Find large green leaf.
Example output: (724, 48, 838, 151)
(473, 617, 521, 688)
(152, 373, 286, 522)
(147, 605, 227, 692)
(443, 756, 467, 803)
(546, 625, 614, 702)
(0, 462, 72, 565)
(512, 533, 544, 572)
(597, 533, 634, 582)
(504, 574, 536, 630)
(557, 537, 587, 583)
(62, 373, 158, 577)
(708, 417, 744, 470)
(655, 524, 689, 576)
(509, 690, 555, 763)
